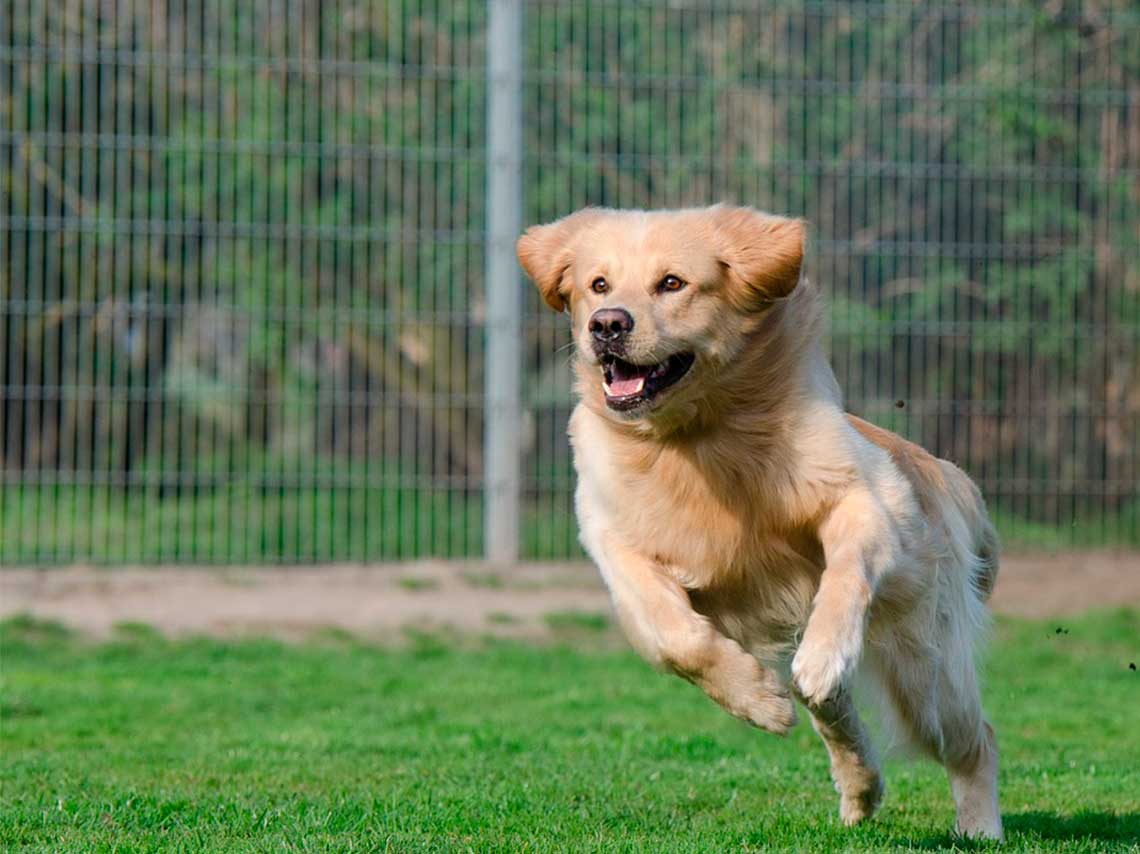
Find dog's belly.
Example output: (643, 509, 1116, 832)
(685, 543, 821, 663)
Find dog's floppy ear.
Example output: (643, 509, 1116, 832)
(516, 208, 604, 312)
(709, 205, 807, 311)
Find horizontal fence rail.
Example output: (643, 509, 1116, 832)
(2, 0, 1138, 564)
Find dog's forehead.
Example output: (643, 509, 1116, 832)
(574, 211, 715, 279)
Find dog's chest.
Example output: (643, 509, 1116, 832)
(572, 416, 820, 591)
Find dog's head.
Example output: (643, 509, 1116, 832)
(517, 205, 807, 424)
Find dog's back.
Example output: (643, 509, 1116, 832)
(846, 415, 999, 600)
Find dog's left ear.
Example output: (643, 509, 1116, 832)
(709, 205, 807, 310)
(517, 208, 605, 313)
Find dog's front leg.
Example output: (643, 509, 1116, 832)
(792, 487, 897, 708)
(598, 537, 796, 735)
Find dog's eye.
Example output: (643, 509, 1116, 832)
(658, 274, 685, 293)
(590, 277, 608, 294)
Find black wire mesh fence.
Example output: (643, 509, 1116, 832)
(3, 1, 1138, 564)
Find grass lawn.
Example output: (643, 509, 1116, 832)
(3, 485, 1137, 566)
(1, 612, 1138, 852)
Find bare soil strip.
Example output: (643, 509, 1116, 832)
(1, 553, 1137, 640)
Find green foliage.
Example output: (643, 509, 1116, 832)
(1, 611, 1138, 850)
(2, 1, 1138, 561)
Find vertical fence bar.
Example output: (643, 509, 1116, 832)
(484, 0, 524, 563)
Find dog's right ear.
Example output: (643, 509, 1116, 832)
(516, 208, 603, 313)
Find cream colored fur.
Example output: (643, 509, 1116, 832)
(517, 205, 1003, 840)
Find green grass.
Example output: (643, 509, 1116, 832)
(396, 576, 441, 592)
(0, 485, 583, 564)
(463, 571, 507, 589)
(1, 612, 1138, 852)
(543, 610, 613, 633)
(0, 484, 484, 564)
(990, 505, 1140, 553)
(3, 485, 1136, 566)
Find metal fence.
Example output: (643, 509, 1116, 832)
(3, 0, 1138, 565)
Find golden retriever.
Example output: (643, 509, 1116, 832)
(517, 205, 1003, 840)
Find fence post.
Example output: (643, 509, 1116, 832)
(484, 0, 524, 563)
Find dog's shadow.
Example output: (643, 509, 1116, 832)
(1004, 810, 1140, 844)
(900, 811, 1139, 850)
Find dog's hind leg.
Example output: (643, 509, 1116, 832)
(946, 719, 1002, 840)
(800, 687, 884, 826)
(875, 625, 1003, 840)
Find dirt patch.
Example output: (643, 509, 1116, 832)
(1, 552, 1137, 640)
(0, 562, 610, 642)
(986, 551, 1140, 618)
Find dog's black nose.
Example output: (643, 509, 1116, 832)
(588, 308, 634, 343)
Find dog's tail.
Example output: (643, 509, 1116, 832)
(940, 460, 1000, 601)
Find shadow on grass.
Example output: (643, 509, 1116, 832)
(1005, 810, 1140, 845)
(870, 811, 1140, 851)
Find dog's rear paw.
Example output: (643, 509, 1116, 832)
(839, 774, 884, 826)
(954, 819, 1004, 842)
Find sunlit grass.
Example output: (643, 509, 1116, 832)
(2, 611, 1137, 851)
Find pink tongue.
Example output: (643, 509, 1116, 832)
(608, 376, 644, 396)
(608, 362, 650, 396)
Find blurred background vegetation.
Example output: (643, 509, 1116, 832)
(2, 0, 1138, 563)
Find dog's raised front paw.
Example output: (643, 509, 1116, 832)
(740, 683, 797, 736)
(791, 629, 860, 707)
(716, 662, 797, 735)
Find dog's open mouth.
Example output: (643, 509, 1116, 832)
(601, 352, 695, 411)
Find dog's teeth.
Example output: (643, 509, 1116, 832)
(603, 380, 613, 395)
(632, 377, 645, 393)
